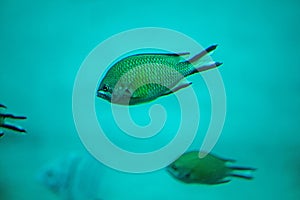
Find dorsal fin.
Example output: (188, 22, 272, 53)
(132, 52, 190, 57)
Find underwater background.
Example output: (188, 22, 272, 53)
(1, 0, 300, 199)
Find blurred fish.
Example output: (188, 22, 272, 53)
(167, 151, 256, 185)
(37, 153, 103, 200)
(0, 104, 26, 137)
(97, 45, 222, 105)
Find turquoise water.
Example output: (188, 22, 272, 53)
(1, 0, 300, 199)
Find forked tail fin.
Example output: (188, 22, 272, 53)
(186, 45, 223, 75)
(179, 44, 222, 76)
(229, 166, 257, 180)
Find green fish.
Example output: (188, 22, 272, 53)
(97, 45, 222, 105)
(0, 104, 26, 137)
(167, 151, 256, 185)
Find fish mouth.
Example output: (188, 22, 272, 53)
(166, 167, 180, 179)
(166, 166, 174, 174)
(97, 90, 112, 101)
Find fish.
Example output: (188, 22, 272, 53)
(0, 104, 26, 137)
(37, 153, 103, 200)
(167, 151, 256, 185)
(97, 45, 222, 105)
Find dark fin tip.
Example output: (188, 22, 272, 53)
(177, 52, 190, 56)
(215, 62, 223, 67)
(1, 124, 26, 133)
(17, 129, 26, 133)
(0, 104, 7, 108)
(229, 166, 256, 171)
(16, 116, 27, 120)
(205, 44, 218, 53)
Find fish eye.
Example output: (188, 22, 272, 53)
(46, 170, 54, 178)
(171, 164, 178, 171)
(184, 173, 191, 179)
(102, 84, 109, 92)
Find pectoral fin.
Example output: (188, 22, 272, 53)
(129, 84, 160, 104)
(124, 88, 133, 97)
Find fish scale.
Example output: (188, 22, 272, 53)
(167, 151, 256, 185)
(130, 63, 185, 98)
(97, 45, 221, 105)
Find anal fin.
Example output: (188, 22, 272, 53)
(162, 81, 192, 96)
(214, 179, 231, 184)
